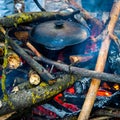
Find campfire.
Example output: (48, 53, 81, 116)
(0, 0, 120, 120)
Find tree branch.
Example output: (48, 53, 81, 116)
(0, 11, 79, 27)
(34, 56, 120, 84)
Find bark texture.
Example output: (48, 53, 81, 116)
(0, 11, 79, 27)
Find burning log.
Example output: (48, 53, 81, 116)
(78, 0, 120, 120)
(0, 74, 77, 116)
(0, 10, 79, 28)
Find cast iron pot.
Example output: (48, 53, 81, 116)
(30, 20, 90, 50)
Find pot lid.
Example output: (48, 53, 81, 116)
(30, 20, 90, 50)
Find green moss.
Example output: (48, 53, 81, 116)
(40, 82, 48, 87)
(1, 37, 8, 96)
(1, 34, 15, 109)
(32, 92, 41, 104)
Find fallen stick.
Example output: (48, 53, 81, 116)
(78, 0, 120, 120)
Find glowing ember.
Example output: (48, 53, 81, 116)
(113, 84, 120, 90)
(97, 89, 112, 97)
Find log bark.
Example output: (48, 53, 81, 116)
(0, 74, 77, 116)
(0, 10, 79, 27)
(78, 1, 120, 120)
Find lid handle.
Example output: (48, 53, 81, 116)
(54, 20, 64, 29)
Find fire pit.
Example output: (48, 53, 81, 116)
(0, 0, 120, 120)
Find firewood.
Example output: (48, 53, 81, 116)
(0, 10, 79, 28)
(0, 74, 77, 116)
(78, 0, 120, 120)
(20, 38, 120, 84)
(69, 55, 93, 63)
(13, 30, 42, 56)
(28, 69, 41, 86)
(14, 31, 29, 41)
(89, 116, 111, 120)
(8, 37, 55, 84)
(26, 42, 42, 57)
(34, 56, 120, 83)
(0, 112, 16, 120)
(7, 49, 21, 69)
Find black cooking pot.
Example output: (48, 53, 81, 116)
(30, 20, 90, 50)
